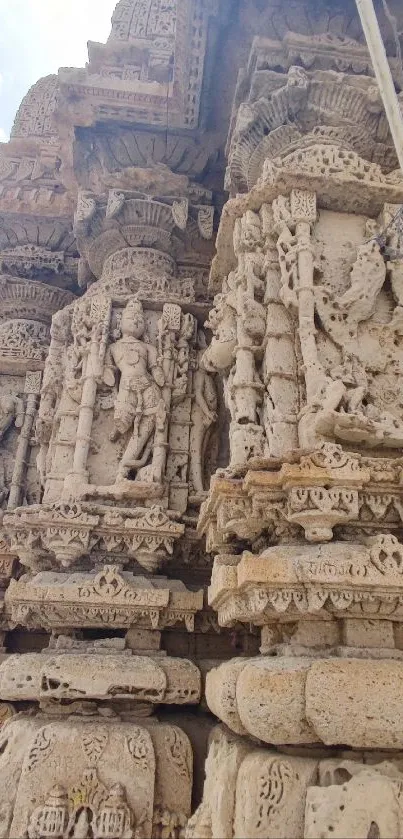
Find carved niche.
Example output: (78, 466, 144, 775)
(0, 715, 194, 839)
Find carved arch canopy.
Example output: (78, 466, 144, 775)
(226, 65, 400, 194)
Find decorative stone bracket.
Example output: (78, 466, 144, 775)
(208, 535, 403, 625)
(6, 563, 204, 632)
(198, 444, 403, 550)
(3, 502, 184, 572)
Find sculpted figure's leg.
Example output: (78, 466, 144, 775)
(189, 420, 203, 493)
(110, 389, 137, 441)
(347, 386, 366, 414)
(321, 380, 346, 413)
(190, 416, 209, 494)
(116, 416, 155, 481)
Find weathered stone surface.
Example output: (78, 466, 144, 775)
(306, 659, 403, 749)
(206, 656, 403, 749)
(205, 659, 248, 736)
(186, 725, 252, 839)
(236, 657, 315, 745)
(187, 725, 319, 839)
(0, 651, 201, 704)
(234, 751, 317, 839)
(0, 716, 44, 838)
(305, 762, 403, 839)
(189, 727, 403, 839)
(3, 0, 403, 835)
(0, 715, 193, 839)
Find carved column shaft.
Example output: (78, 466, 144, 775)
(291, 190, 319, 407)
(7, 372, 42, 510)
(263, 206, 299, 456)
(66, 297, 112, 496)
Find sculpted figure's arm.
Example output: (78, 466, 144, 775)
(147, 344, 165, 388)
(0, 395, 24, 439)
(14, 397, 25, 429)
(102, 345, 116, 387)
(194, 368, 217, 425)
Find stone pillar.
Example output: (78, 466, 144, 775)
(0, 148, 220, 839)
(194, 44, 403, 839)
(262, 204, 299, 457)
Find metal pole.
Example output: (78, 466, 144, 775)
(355, 0, 403, 172)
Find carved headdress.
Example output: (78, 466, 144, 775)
(120, 297, 150, 342)
(124, 297, 144, 318)
(120, 297, 145, 329)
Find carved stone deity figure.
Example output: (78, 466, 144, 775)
(36, 308, 72, 488)
(104, 298, 165, 483)
(0, 393, 24, 506)
(189, 330, 218, 495)
(0, 395, 24, 443)
(304, 353, 369, 424)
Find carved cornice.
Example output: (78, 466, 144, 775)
(208, 537, 403, 626)
(225, 60, 400, 196)
(246, 31, 403, 93)
(0, 279, 75, 374)
(198, 445, 403, 550)
(3, 502, 185, 572)
(74, 126, 220, 193)
(0, 212, 77, 287)
(0, 277, 75, 324)
(0, 134, 72, 217)
(72, 188, 214, 302)
(6, 564, 203, 632)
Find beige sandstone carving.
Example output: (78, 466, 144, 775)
(189, 330, 218, 497)
(6, 564, 203, 631)
(0, 715, 193, 839)
(205, 656, 403, 748)
(195, 8, 403, 838)
(105, 298, 166, 484)
(0, 650, 201, 705)
(1, 1, 403, 837)
(188, 725, 403, 839)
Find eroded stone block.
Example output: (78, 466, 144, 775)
(236, 657, 315, 745)
(305, 763, 403, 839)
(234, 751, 317, 838)
(0, 652, 201, 705)
(306, 659, 403, 748)
(206, 656, 403, 748)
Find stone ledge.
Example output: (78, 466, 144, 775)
(0, 650, 201, 705)
(206, 656, 403, 748)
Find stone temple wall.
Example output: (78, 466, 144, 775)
(0, 0, 403, 836)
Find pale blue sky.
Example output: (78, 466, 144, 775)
(0, 0, 117, 141)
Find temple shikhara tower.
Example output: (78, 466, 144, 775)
(1, 0, 403, 835)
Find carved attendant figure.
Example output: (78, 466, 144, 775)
(0, 394, 24, 441)
(0, 394, 24, 506)
(104, 299, 165, 482)
(190, 330, 218, 495)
